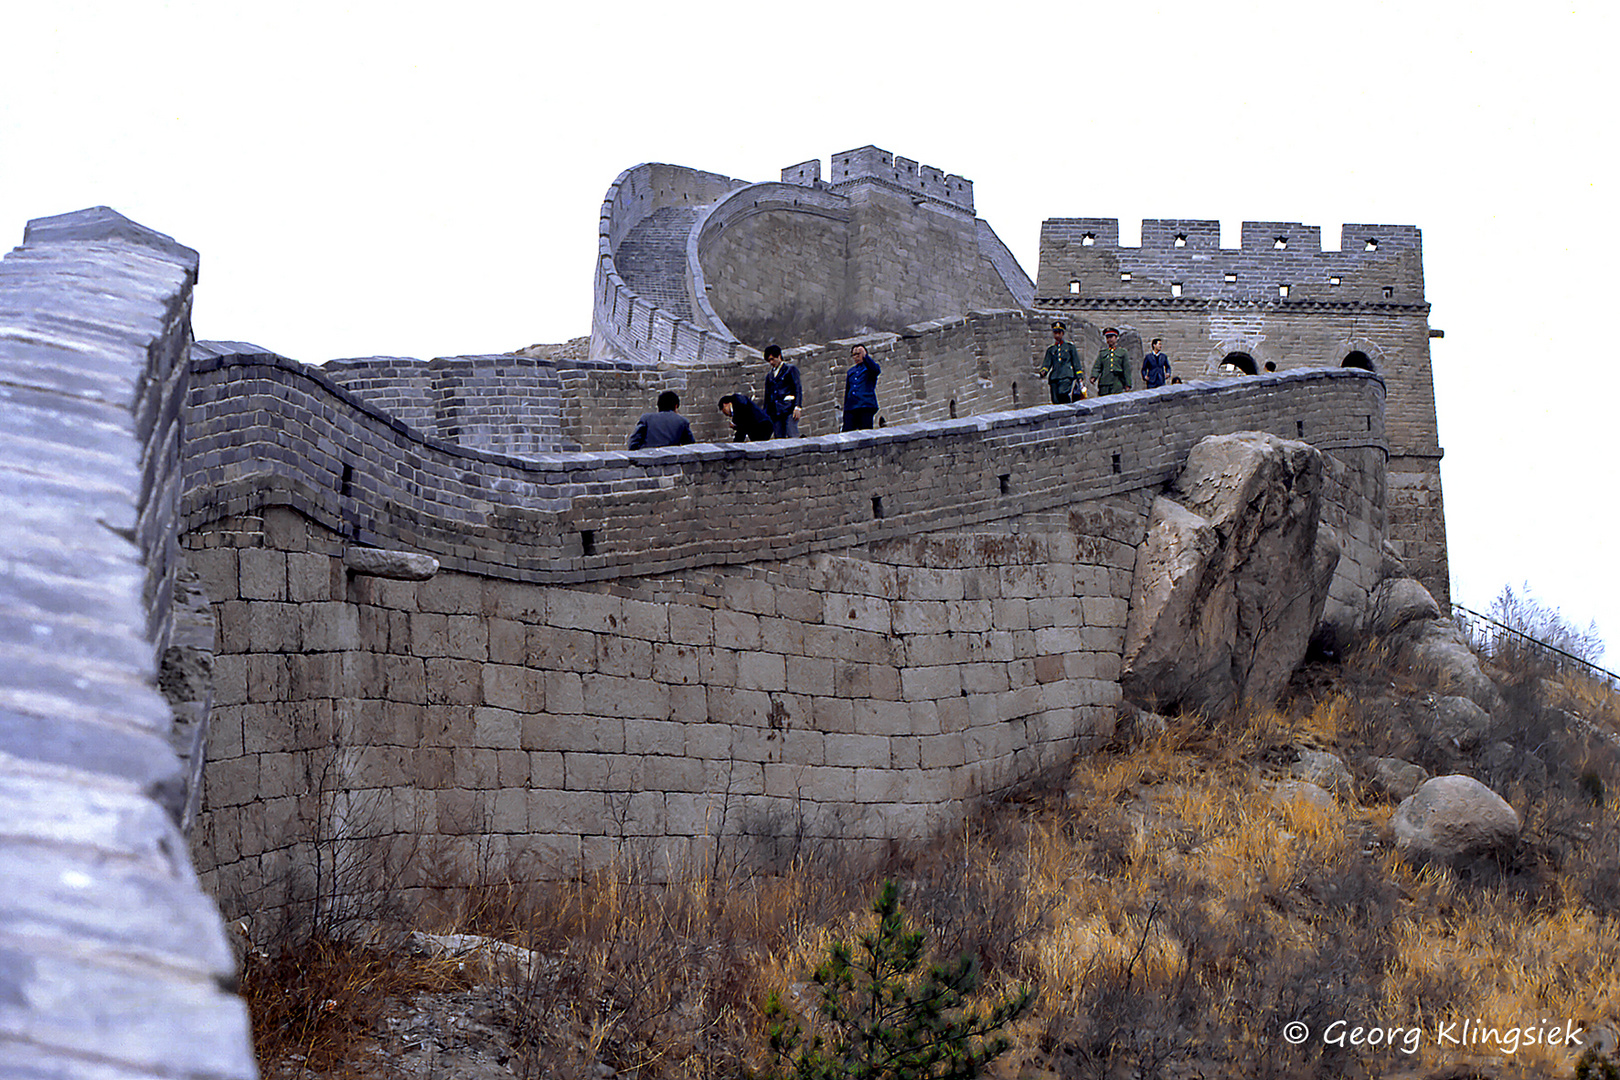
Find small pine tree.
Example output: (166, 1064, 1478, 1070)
(763, 880, 1034, 1080)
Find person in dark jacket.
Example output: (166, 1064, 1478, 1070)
(627, 390, 695, 449)
(762, 344, 803, 438)
(841, 343, 881, 431)
(1141, 338, 1172, 389)
(718, 393, 773, 441)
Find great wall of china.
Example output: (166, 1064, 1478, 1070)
(0, 146, 1445, 1077)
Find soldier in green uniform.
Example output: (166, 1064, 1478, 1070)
(1040, 321, 1082, 403)
(1091, 326, 1132, 396)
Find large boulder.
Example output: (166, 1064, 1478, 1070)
(1393, 775, 1520, 861)
(1122, 433, 1336, 715)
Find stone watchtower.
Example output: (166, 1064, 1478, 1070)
(1034, 219, 1449, 604)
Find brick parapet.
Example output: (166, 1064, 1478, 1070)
(0, 209, 254, 1078)
(1038, 218, 1424, 305)
(823, 145, 975, 214)
(181, 349, 1386, 587)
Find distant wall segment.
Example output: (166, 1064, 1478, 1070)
(596, 148, 1034, 365)
(1036, 216, 1447, 605)
(592, 163, 749, 365)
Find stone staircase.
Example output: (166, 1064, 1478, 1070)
(614, 205, 701, 320)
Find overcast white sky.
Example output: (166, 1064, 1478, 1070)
(4, 1, 1613, 662)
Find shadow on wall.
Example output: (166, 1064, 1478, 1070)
(719, 300, 863, 353)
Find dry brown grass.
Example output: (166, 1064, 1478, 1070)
(246, 655, 1620, 1079)
(241, 931, 474, 1076)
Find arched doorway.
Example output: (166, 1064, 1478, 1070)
(1221, 352, 1258, 375)
(1342, 351, 1375, 371)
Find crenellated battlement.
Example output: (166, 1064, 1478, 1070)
(1038, 217, 1425, 305)
(785, 145, 976, 214)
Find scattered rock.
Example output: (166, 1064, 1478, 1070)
(1393, 775, 1520, 861)
(1367, 577, 1442, 637)
(407, 930, 546, 981)
(1116, 704, 1171, 743)
(1123, 432, 1333, 715)
(1273, 780, 1336, 811)
(1426, 694, 1494, 751)
(1369, 757, 1429, 802)
(1291, 750, 1354, 799)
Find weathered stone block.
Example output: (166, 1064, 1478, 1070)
(549, 590, 624, 634)
(238, 549, 288, 601)
(416, 573, 483, 614)
(419, 657, 480, 706)
(472, 706, 523, 750)
(737, 651, 787, 692)
(824, 592, 891, 634)
(669, 605, 713, 646)
(522, 712, 623, 753)
(529, 625, 596, 671)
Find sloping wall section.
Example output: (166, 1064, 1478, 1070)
(0, 210, 254, 1079)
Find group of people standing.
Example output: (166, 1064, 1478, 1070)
(1040, 321, 1173, 404)
(629, 324, 1178, 450)
(627, 343, 884, 448)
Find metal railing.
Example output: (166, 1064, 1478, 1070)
(1451, 603, 1618, 686)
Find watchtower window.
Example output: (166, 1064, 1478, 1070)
(1224, 272, 1237, 284)
(1222, 352, 1258, 375)
(1383, 286, 1394, 299)
(1069, 280, 1081, 295)
(1171, 282, 1183, 297)
(1329, 276, 1341, 287)
(1278, 284, 1290, 298)
(1364, 238, 1379, 251)
(1274, 237, 1288, 249)
(1082, 233, 1095, 246)
(1174, 234, 1187, 248)
(1343, 351, 1374, 371)
(1120, 272, 1132, 282)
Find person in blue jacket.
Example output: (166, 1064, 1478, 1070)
(1142, 338, 1172, 389)
(841, 343, 881, 431)
(763, 344, 803, 438)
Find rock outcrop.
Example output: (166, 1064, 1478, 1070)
(1122, 433, 1337, 716)
(1368, 577, 1504, 714)
(1392, 774, 1520, 861)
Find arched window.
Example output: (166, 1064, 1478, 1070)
(1342, 351, 1374, 371)
(1221, 352, 1258, 375)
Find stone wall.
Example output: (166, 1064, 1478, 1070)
(293, 308, 1084, 453)
(180, 354, 1388, 930)
(697, 182, 855, 348)
(0, 209, 254, 1078)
